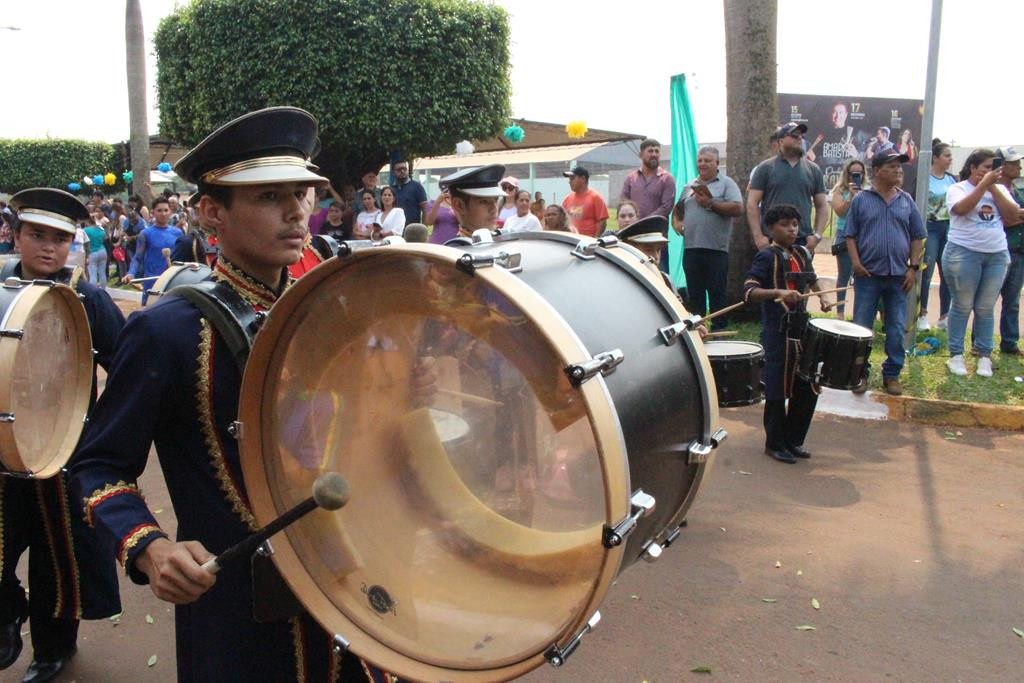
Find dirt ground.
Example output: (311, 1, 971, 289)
(9, 406, 1022, 682)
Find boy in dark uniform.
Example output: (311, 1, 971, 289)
(439, 164, 504, 245)
(0, 188, 123, 682)
(743, 205, 833, 464)
(70, 108, 401, 681)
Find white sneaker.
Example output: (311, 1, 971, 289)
(947, 354, 968, 376)
(936, 317, 948, 331)
(917, 315, 930, 331)
(977, 357, 993, 378)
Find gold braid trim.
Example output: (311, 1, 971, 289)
(82, 481, 143, 527)
(212, 258, 279, 310)
(291, 617, 307, 683)
(0, 483, 6, 577)
(196, 320, 258, 530)
(118, 524, 163, 566)
(35, 481, 65, 615)
(55, 476, 83, 618)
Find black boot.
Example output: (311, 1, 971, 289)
(21, 648, 75, 683)
(0, 607, 28, 670)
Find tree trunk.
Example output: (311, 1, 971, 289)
(126, 0, 151, 205)
(724, 0, 777, 314)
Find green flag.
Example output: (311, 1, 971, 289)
(668, 73, 699, 289)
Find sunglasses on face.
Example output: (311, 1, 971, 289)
(786, 132, 804, 139)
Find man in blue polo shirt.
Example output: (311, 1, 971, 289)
(390, 158, 428, 224)
(844, 149, 926, 395)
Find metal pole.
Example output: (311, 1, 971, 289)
(905, 0, 943, 351)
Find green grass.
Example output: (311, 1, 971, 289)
(724, 317, 1024, 406)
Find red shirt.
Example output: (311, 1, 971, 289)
(562, 189, 609, 238)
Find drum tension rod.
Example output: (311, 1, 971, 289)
(455, 251, 522, 275)
(331, 634, 350, 656)
(545, 611, 601, 667)
(0, 329, 24, 339)
(565, 349, 624, 387)
(571, 234, 618, 261)
(603, 489, 656, 549)
(659, 315, 703, 345)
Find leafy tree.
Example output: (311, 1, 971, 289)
(0, 139, 123, 194)
(153, 0, 511, 184)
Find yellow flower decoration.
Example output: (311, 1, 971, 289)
(566, 120, 588, 139)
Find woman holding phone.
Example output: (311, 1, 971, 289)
(828, 158, 868, 320)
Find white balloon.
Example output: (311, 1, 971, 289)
(83, 176, 94, 185)
(455, 140, 475, 157)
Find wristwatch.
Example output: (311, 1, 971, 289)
(812, 232, 823, 240)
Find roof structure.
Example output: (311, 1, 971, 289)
(469, 118, 645, 152)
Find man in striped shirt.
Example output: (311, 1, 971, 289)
(844, 150, 926, 395)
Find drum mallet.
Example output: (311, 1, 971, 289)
(201, 472, 350, 575)
(161, 247, 173, 270)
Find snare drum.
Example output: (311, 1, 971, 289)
(704, 341, 765, 407)
(797, 318, 873, 389)
(147, 262, 212, 300)
(0, 279, 93, 477)
(237, 232, 723, 680)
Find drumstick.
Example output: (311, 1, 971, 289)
(704, 330, 738, 338)
(161, 247, 172, 269)
(202, 472, 350, 574)
(696, 299, 749, 325)
(128, 275, 162, 283)
(437, 387, 503, 407)
(773, 285, 852, 303)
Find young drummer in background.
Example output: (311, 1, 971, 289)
(743, 204, 833, 464)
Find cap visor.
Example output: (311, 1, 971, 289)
(18, 213, 77, 235)
(211, 164, 329, 186)
(795, 123, 809, 134)
(459, 186, 504, 198)
(631, 234, 669, 244)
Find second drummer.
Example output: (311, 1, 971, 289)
(743, 204, 833, 464)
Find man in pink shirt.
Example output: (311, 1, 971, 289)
(561, 167, 608, 237)
(619, 138, 677, 218)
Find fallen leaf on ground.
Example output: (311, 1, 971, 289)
(796, 570, 803, 576)
(811, 598, 820, 610)
(795, 625, 816, 631)
(774, 561, 782, 568)
(691, 666, 712, 673)
(147, 655, 157, 667)
(761, 598, 777, 603)
(720, 527, 727, 532)
(630, 595, 640, 600)
(1013, 627, 1024, 639)
(955, 431, 963, 436)
(739, 470, 752, 475)
(108, 613, 121, 621)
(145, 614, 154, 624)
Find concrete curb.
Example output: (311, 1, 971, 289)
(871, 393, 1024, 431)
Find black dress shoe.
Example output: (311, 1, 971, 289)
(765, 447, 797, 464)
(0, 613, 26, 670)
(786, 443, 812, 459)
(22, 652, 74, 683)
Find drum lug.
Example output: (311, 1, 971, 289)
(565, 349, 624, 387)
(687, 441, 713, 464)
(455, 251, 522, 275)
(663, 520, 687, 548)
(470, 228, 498, 244)
(642, 541, 663, 562)
(256, 540, 274, 557)
(331, 634, 350, 655)
(545, 611, 601, 667)
(603, 489, 656, 548)
(228, 420, 244, 439)
(710, 427, 728, 448)
(0, 329, 24, 339)
(0, 413, 14, 423)
(659, 315, 704, 345)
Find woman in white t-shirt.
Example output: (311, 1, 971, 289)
(501, 190, 542, 233)
(372, 186, 406, 239)
(942, 149, 1016, 377)
(496, 176, 519, 225)
(354, 190, 380, 239)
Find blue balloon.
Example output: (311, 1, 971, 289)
(92, 175, 104, 186)
(157, 162, 172, 173)
(68, 182, 81, 192)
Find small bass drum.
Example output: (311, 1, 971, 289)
(238, 231, 723, 681)
(797, 318, 873, 390)
(0, 279, 93, 477)
(148, 262, 212, 300)
(704, 340, 765, 407)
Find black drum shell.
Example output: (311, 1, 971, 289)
(705, 341, 765, 407)
(797, 321, 873, 389)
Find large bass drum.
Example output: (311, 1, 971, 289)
(0, 278, 93, 477)
(238, 232, 723, 681)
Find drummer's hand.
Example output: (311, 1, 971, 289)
(411, 356, 438, 407)
(121, 274, 134, 284)
(136, 537, 216, 604)
(777, 289, 801, 305)
(819, 296, 834, 312)
(696, 324, 709, 341)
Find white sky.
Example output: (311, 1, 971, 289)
(0, 0, 1017, 149)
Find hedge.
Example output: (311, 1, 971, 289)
(0, 139, 125, 195)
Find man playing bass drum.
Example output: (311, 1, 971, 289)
(0, 188, 124, 683)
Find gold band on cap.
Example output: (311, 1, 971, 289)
(18, 208, 78, 232)
(200, 155, 313, 184)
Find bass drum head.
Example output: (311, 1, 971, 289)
(240, 244, 629, 680)
(0, 282, 92, 477)
(809, 318, 873, 338)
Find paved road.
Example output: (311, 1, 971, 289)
(12, 405, 1021, 682)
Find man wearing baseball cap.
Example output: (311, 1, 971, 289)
(844, 149, 926, 395)
(561, 166, 608, 237)
(994, 146, 1024, 354)
(747, 122, 828, 251)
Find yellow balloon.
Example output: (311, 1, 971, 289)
(566, 120, 588, 139)
(104, 172, 117, 186)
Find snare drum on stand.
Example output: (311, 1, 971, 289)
(797, 318, 874, 390)
(148, 262, 212, 300)
(0, 278, 93, 477)
(236, 231, 725, 681)
(704, 341, 765, 406)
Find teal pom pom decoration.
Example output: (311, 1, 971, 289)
(122, 170, 133, 183)
(157, 162, 172, 173)
(504, 125, 525, 143)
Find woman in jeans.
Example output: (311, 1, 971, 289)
(829, 159, 868, 320)
(943, 149, 1016, 378)
(919, 139, 956, 330)
(84, 210, 109, 288)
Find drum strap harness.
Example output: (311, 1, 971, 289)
(168, 281, 262, 375)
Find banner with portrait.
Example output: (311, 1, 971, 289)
(778, 94, 924, 198)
